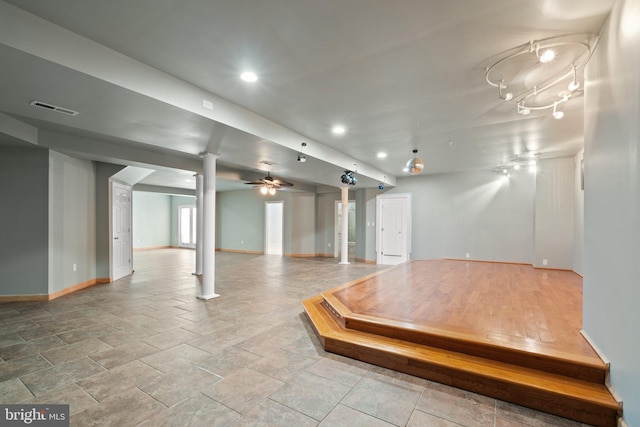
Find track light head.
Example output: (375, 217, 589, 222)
(552, 102, 564, 119)
(568, 80, 580, 92)
(498, 80, 513, 101)
(539, 49, 555, 63)
(297, 153, 306, 162)
(517, 102, 531, 115)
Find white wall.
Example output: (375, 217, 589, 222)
(573, 150, 585, 275)
(48, 151, 96, 293)
(132, 191, 171, 249)
(583, 0, 640, 424)
(390, 170, 535, 262)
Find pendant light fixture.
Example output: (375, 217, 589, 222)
(406, 149, 424, 174)
(297, 142, 307, 163)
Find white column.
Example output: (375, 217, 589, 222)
(340, 186, 350, 265)
(197, 153, 220, 300)
(193, 173, 203, 275)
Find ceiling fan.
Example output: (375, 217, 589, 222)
(245, 171, 293, 195)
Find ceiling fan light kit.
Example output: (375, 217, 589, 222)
(246, 171, 293, 196)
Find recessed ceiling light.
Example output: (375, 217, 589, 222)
(332, 125, 346, 135)
(377, 152, 387, 158)
(240, 71, 258, 82)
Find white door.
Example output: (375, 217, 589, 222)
(112, 182, 132, 280)
(377, 194, 411, 265)
(179, 205, 197, 248)
(265, 201, 283, 255)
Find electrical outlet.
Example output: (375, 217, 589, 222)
(328, 243, 332, 248)
(202, 99, 213, 110)
(465, 253, 470, 259)
(241, 240, 244, 245)
(73, 264, 77, 271)
(542, 259, 548, 266)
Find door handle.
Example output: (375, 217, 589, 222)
(114, 237, 119, 240)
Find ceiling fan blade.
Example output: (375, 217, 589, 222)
(245, 180, 265, 185)
(272, 179, 294, 187)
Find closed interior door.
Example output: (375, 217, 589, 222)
(377, 194, 411, 265)
(112, 182, 132, 280)
(381, 199, 404, 257)
(265, 201, 283, 255)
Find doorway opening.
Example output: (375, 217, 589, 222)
(265, 201, 284, 255)
(179, 205, 197, 249)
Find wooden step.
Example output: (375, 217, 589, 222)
(303, 295, 621, 427)
(321, 291, 609, 384)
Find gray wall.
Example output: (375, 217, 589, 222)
(95, 162, 126, 279)
(217, 190, 317, 256)
(315, 191, 342, 256)
(583, 0, 640, 424)
(285, 192, 316, 256)
(48, 151, 96, 293)
(0, 145, 49, 295)
(132, 191, 171, 248)
(170, 195, 196, 247)
(390, 170, 535, 262)
(217, 190, 265, 252)
(534, 158, 575, 269)
(355, 188, 380, 262)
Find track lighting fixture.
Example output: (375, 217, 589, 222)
(493, 152, 539, 175)
(406, 149, 424, 174)
(297, 142, 307, 163)
(485, 34, 595, 120)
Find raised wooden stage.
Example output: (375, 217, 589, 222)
(303, 260, 621, 427)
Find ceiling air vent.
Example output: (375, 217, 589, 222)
(30, 100, 79, 116)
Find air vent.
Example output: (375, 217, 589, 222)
(30, 100, 79, 116)
(259, 160, 276, 166)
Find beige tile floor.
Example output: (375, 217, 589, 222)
(0, 249, 591, 426)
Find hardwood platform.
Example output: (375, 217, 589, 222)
(303, 260, 622, 427)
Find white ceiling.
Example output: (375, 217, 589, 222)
(0, 0, 615, 191)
